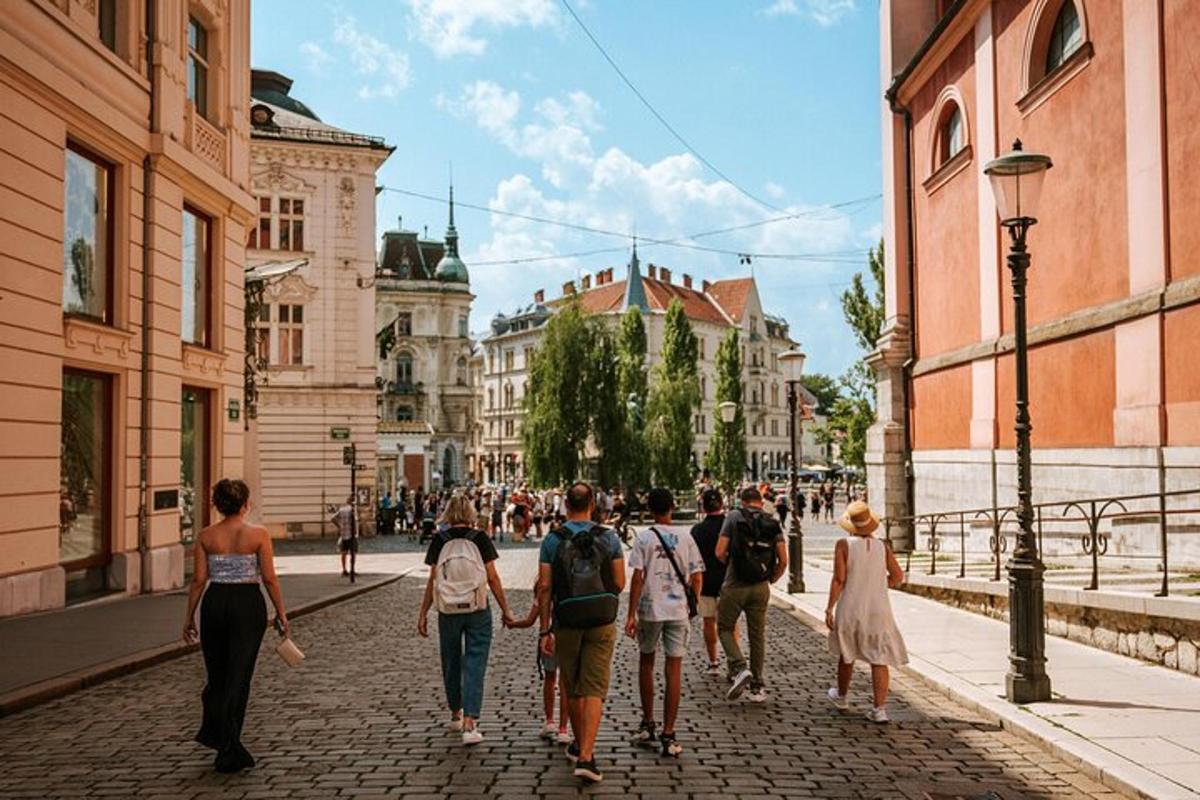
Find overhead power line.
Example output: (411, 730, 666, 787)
(559, 0, 783, 213)
(378, 185, 879, 264)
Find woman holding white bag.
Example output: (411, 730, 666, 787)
(182, 478, 290, 773)
(417, 492, 515, 746)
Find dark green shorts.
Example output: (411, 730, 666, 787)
(555, 623, 617, 698)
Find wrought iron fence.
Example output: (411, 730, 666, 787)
(881, 488, 1200, 597)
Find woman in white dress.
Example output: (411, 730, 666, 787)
(824, 500, 908, 723)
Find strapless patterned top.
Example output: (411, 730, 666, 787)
(207, 553, 261, 584)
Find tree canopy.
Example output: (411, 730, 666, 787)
(704, 327, 746, 492)
(617, 307, 650, 491)
(646, 300, 700, 490)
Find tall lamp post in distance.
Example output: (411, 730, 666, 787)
(718, 401, 738, 499)
(984, 139, 1053, 704)
(779, 348, 807, 594)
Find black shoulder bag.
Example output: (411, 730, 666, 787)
(650, 526, 698, 619)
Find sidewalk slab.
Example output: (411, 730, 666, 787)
(772, 562, 1200, 800)
(0, 570, 410, 717)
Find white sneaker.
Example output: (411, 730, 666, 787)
(726, 669, 753, 700)
(747, 687, 768, 703)
(555, 729, 573, 745)
(865, 706, 889, 724)
(462, 728, 484, 745)
(540, 722, 557, 740)
(706, 661, 722, 677)
(447, 716, 464, 732)
(827, 687, 849, 710)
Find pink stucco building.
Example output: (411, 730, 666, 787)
(870, 0, 1200, 542)
(0, 0, 254, 615)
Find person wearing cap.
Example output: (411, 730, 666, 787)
(824, 500, 908, 723)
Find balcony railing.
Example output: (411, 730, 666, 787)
(880, 487, 1200, 597)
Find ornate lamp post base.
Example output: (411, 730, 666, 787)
(787, 528, 806, 594)
(1006, 557, 1051, 703)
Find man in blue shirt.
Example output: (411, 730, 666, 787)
(537, 481, 625, 784)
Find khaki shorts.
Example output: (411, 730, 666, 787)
(555, 623, 617, 698)
(698, 595, 720, 619)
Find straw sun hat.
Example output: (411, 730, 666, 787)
(838, 500, 880, 536)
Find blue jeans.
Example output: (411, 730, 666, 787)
(437, 607, 493, 719)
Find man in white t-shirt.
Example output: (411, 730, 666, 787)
(624, 487, 703, 758)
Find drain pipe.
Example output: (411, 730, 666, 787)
(887, 90, 918, 546)
(137, 0, 157, 592)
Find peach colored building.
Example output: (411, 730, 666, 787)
(870, 0, 1200, 542)
(0, 0, 254, 615)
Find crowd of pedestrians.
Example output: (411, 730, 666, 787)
(182, 473, 904, 783)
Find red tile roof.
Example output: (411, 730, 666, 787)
(558, 276, 735, 326)
(704, 278, 754, 322)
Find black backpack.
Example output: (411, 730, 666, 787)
(551, 524, 619, 629)
(730, 509, 780, 584)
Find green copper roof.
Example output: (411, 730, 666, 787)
(622, 242, 648, 311)
(434, 184, 469, 283)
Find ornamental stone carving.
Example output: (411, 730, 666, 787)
(338, 177, 356, 235)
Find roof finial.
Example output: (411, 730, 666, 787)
(444, 170, 459, 258)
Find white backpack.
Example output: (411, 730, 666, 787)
(435, 533, 488, 614)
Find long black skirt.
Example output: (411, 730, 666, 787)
(196, 583, 267, 772)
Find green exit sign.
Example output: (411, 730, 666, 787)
(330, 427, 351, 440)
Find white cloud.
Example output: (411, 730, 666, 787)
(759, 0, 856, 26)
(764, 181, 786, 200)
(299, 41, 333, 73)
(333, 16, 412, 99)
(409, 0, 559, 58)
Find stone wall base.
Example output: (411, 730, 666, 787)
(902, 577, 1200, 676)
(144, 543, 185, 592)
(0, 565, 66, 618)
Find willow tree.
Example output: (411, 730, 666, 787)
(704, 327, 746, 493)
(522, 300, 593, 486)
(617, 307, 650, 492)
(646, 299, 700, 490)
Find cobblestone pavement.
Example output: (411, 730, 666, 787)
(0, 565, 1124, 799)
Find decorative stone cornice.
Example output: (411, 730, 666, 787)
(249, 146, 363, 174)
(182, 344, 226, 377)
(63, 318, 135, 368)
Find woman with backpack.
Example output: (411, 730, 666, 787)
(417, 492, 515, 745)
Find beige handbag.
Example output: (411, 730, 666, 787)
(273, 618, 305, 667)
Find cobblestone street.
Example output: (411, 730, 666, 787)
(0, 550, 1124, 800)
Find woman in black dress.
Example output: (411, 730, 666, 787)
(182, 479, 289, 773)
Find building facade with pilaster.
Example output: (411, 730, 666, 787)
(870, 0, 1200, 548)
(0, 0, 254, 615)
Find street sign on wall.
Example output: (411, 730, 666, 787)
(330, 426, 351, 440)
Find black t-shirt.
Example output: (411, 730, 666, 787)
(690, 513, 727, 597)
(423, 526, 499, 566)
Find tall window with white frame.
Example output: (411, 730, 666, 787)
(186, 15, 209, 120)
(181, 206, 210, 347)
(63, 144, 113, 323)
(277, 304, 304, 365)
(278, 198, 304, 251)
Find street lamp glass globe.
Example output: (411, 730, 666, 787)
(778, 348, 806, 383)
(719, 401, 737, 424)
(984, 139, 1052, 225)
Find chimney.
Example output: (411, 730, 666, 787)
(607, 268, 615, 284)
(647, 264, 656, 280)
(683, 273, 692, 289)
(562, 280, 575, 296)
(702, 279, 712, 293)
(581, 273, 592, 290)
(534, 288, 544, 303)
(659, 267, 671, 284)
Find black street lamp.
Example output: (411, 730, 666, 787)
(984, 139, 1053, 704)
(779, 348, 808, 594)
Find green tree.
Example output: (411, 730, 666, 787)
(704, 327, 746, 493)
(522, 300, 594, 486)
(830, 240, 886, 469)
(800, 372, 841, 415)
(646, 300, 700, 490)
(617, 307, 650, 491)
(588, 323, 625, 488)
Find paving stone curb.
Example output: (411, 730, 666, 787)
(769, 586, 1200, 800)
(0, 570, 412, 719)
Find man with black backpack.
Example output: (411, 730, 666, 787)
(537, 481, 626, 784)
(715, 486, 788, 703)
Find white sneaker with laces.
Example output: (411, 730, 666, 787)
(865, 706, 889, 724)
(462, 728, 484, 745)
(726, 669, 753, 700)
(747, 687, 768, 703)
(555, 729, 573, 745)
(447, 716, 464, 732)
(540, 722, 557, 740)
(706, 662, 722, 677)
(827, 687, 849, 710)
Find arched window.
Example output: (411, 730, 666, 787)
(487, 387, 494, 410)
(395, 351, 413, 388)
(941, 105, 964, 162)
(1045, 1, 1082, 75)
(442, 446, 456, 485)
(456, 356, 467, 386)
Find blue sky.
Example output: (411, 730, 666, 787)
(250, 0, 882, 377)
